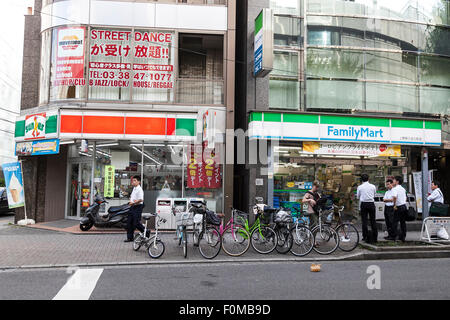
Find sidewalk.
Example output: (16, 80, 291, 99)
(0, 220, 449, 270)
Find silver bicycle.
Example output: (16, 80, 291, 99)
(133, 213, 166, 259)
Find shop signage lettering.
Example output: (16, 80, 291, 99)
(89, 28, 174, 90)
(104, 165, 115, 198)
(326, 126, 385, 140)
(302, 142, 401, 157)
(24, 113, 46, 140)
(54, 27, 85, 86)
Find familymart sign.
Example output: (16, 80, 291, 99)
(248, 113, 441, 146)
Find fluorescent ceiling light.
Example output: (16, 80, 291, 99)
(60, 140, 75, 145)
(96, 142, 119, 147)
(132, 146, 162, 165)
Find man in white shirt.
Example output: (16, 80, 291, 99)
(125, 175, 145, 242)
(357, 174, 377, 242)
(427, 180, 444, 208)
(391, 175, 408, 242)
(383, 179, 395, 240)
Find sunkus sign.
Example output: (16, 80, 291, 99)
(248, 113, 441, 146)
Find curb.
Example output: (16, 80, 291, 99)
(2, 249, 450, 271)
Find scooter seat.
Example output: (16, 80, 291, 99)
(108, 204, 129, 213)
(142, 213, 155, 220)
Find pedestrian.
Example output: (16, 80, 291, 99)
(427, 180, 444, 208)
(383, 179, 396, 240)
(124, 175, 146, 242)
(302, 181, 320, 228)
(391, 175, 408, 242)
(357, 173, 377, 243)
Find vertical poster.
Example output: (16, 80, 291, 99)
(2, 162, 25, 208)
(187, 144, 203, 188)
(104, 165, 115, 198)
(54, 27, 86, 87)
(202, 142, 222, 189)
(412, 170, 433, 213)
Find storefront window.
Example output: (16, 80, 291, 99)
(274, 16, 303, 47)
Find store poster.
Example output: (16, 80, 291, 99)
(104, 165, 115, 198)
(54, 27, 86, 87)
(412, 170, 433, 213)
(89, 29, 174, 90)
(2, 162, 25, 209)
(302, 142, 401, 157)
(187, 144, 203, 189)
(15, 139, 60, 156)
(202, 142, 222, 189)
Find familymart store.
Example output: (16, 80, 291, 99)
(13, 107, 226, 224)
(248, 112, 442, 215)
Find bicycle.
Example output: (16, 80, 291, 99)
(310, 207, 340, 255)
(172, 206, 194, 258)
(272, 210, 294, 254)
(191, 203, 222, 259)
(231, 200, 278, 254)
(328, 204, 360, 252)
(133, 213, 166, 259)
(287, 207, 314, 257)
(218, 209, 250, 257)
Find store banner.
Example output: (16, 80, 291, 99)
(1, 162, 25, 209)
(202, 142, 222, 189)
(302, 142, 401, 157)
(89, 29, 174, 90)
(54, 27, 86, 87)
(104, 165, 115, 198)
(15, 139, 60, 156)
(187, 144, 204, 189)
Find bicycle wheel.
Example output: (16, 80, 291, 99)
(133, 233, 144, 251)
(312, 225, 339, 255)
(147, 237, 165, 259)
(250, 226, 277, 254)
(275, 226, 293, 254)
(198, 226, 221, 259)
(221, 225, 250, 257)
(336, 223, 359, 252)
(290, 225, 314, 257)
(183, 228, 188, 258)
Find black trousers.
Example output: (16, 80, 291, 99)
(127, 204, 145, 240)
(392, 204, 407, 241)
(361, 202, 377, 241)
(384, 205, 395, 238)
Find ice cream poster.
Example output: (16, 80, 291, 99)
(2, 162, 25, 209)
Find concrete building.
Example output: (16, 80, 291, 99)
(235, 0, 449, 217)
(14, 0, 236, 225)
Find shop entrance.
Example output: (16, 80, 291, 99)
(67, 159, 92, 219)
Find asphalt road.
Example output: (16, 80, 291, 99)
(0, 258, 449, 300)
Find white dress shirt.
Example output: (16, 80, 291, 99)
(392, 185, 407, 206)
(357, 182, 376, 203)
(383, 189, 394, 207)
(427, 188, 444, 208)
(130, 185, 144, 203)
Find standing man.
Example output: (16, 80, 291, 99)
(357, 174, 377, 243)
(427, 180, 444, 208)
(383, 179, 396, 240)
(124, 175, 145, 242)
(391, 176, 408, 242)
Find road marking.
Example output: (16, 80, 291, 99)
(53, 268, 103, 300)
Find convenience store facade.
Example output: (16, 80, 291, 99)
(246, 111, 442, 216)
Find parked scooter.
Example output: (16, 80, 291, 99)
(80, 194, 134, 231)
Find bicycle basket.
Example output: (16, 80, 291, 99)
(274, 210, 293, 224)
(205, 209, 221, 226)
(175, 210, 194, 226)
(233, 209, 249, 226)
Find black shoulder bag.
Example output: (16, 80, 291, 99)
(429, 189, 449, 217)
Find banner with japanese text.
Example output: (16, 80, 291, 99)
(54, 27, 86, 87)
(202, 142, 222, 189)
(302, 142, 401, 157)
(89, 28, 174, 94)
(104, 165, 115, 198)
(187, 144, 222, 189)
(187, 144, 204, 189)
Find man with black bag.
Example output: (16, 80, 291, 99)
(391, 176, 408, 242)
(427, 180, 448, 216)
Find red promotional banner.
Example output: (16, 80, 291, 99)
(187, 144, 204, 189)
(187, 143, 222, 189)
(55, 27, 86, 86)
